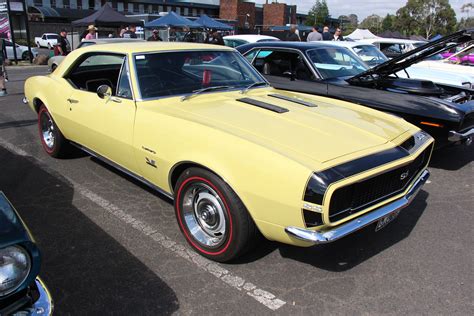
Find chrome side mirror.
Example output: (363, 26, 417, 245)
(97, 85, 112, 99)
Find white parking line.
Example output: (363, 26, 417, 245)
(0, 138, 287, 311)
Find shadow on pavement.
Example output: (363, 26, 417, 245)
(429, 145, 473, 171)
(0, 147, 179, 315)
(0, 119, 37, 130)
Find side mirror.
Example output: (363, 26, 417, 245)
(283, 70, 296, 81)
(97, 85, 112, 99)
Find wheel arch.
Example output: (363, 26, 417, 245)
(169, 161, 221, 194)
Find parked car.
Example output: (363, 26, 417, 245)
(325, 41, 474, 88)
(35, 33, 59, 49)
(236, 29, 474, 148)
(48, 38, 144, 71)
(0, 192, 53, 315)
(24, 42, 433, 262)
(223, 34, 280, 48)
(357, 38, 426, 58)
(3, 40, 38, 61)
(441, 44, 474, 65)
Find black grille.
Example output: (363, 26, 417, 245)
(328, 144, 432, 222)
(460, 113, 474, 132)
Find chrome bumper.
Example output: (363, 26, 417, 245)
(448, 128, 474, 145)
(285, 169, 430, 244)
(12, 278, 53, 316)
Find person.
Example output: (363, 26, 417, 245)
(85, 25, 97, 40)
(206, 30, 224, 45)
(333, 28, 344, 41)
(57, 29, 71, 56)
(322, 26, 332, 41)
(0, 38, 7, 97)
(285, 25, 301, 41)
(307, 25, 322, 42)
(122, 25, 137, 38)
(147, 29, 162, 41)
(119, 25, 127, 38)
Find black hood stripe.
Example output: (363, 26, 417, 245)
(268, 94, 318, 107)
(237, 97, 289, 113)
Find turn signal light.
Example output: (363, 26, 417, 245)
(420, 121, 444, 128)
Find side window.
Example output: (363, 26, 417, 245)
(253, 49, 314, 80)
(66, 53, 125, 93)
(42, 35, 46, 40)
(116, 59, 133, 99)
(243, 49, 258, 63)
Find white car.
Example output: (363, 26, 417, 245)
(223, 34, 280, 48)
(325, 41, 474, 89)
(3, 40, 39, 60)
(35, 33, 59, 49)
(357, 38, 426, 58)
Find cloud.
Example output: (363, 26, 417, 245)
(253, 0, 466, 20)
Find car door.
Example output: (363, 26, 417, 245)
(246, 48, 329, 96)
(63, 53, 138, 173)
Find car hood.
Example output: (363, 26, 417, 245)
(166, 88, 413, 164)
(349, 29, 474, 82)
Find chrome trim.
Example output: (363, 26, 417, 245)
(70, 142, 173, 200)
(448, 128, 474, 145)
(285, 169, 430, 244)
(30, 278, 53, 315)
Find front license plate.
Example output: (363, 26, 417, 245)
(375, 210, 401, 232)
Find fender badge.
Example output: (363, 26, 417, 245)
(145, 157, 157, 168)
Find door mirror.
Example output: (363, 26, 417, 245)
(97, 85, 112, 99)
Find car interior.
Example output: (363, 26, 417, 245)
(252, 50, 314, 81)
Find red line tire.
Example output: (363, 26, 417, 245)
(174, 167, 259, 262)
(38, 105, 70, 158)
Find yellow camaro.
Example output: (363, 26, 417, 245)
(24, 43, 434, 262)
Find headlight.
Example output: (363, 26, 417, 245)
(462, 82, 472, 89)
(0, 246, 31, 296)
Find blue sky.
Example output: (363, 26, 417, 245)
(254, 0, 469, 20)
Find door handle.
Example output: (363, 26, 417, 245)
(67, 98, 79, 104)
(110, 97, 122, 103)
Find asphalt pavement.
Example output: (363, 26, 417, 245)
(0, 67, 472, 315)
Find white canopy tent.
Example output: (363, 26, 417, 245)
(346, 29, 379, 40)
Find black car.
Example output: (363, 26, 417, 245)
(0, 192, 53, 315)
(236, 29, 474, 148)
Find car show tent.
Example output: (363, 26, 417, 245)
(346, 29, 379, 40)
(145, 11, 201, 28)
(194, 14, 232, 30)
(71, 4, 142, 27)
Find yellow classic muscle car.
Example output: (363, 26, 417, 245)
(24, 42, 434, 262)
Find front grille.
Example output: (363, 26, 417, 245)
(328, 144, 432, 222)
(460, 113, 474, 131)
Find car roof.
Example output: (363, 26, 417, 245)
(236, 41, 344, 52)
(223, 35, 279, 41)
(80, 38, 145, 45)
(70, 41, 235, 55)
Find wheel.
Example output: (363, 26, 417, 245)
(174, 167, 259, 262)
(36, 42, 40, 48)
(37, 105, 69, 158)
(22, 51, 32, 61)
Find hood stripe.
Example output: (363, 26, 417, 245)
(237, 97, 289, 113)
(268, 94, 317, 107)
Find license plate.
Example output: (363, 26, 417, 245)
(375, 210, 400, 232)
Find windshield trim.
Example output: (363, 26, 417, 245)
(132, 49, 269, 101)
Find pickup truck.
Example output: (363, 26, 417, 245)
(35, 33, 60, 49)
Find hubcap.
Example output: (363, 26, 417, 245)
(40, 112, 55, 149)
(181, 182, 227, 248)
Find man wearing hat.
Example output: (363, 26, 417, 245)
(147, 29, 162, 41)
(85, 25, 97, 40)
(57, 29, 71, 56)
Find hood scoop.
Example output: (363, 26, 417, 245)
(268, 94, 318, 107)
(237, 97, 289, 113)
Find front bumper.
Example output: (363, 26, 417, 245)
(448, 128, 474, 145)
(285, 169, 430, 244)
(2, 278, 53, 316)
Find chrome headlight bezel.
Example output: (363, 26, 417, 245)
(0, 245, 32, 297)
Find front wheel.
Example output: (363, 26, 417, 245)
(174, 168, 259, 262)
(38, 105, 69, 158)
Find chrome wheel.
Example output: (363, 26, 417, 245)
(40, 112, 55, 149)
(181, 182, 227, 248)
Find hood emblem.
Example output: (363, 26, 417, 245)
(400, 170, 410, 180)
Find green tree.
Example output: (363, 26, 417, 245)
(461, 3, 473, 17)
(305, 0, 330, 27)
(381, 14, 394, 32)
(359, 14, 383, 34)
(338, 14, 358, 34)
(458, 17, 474, 29)
(395, 0, 457, 38)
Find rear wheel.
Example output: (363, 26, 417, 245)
(22, 51, 33, 61)
(174, 167, 259, 262)
(38, 105, 69, 158)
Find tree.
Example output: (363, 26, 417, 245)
(381, 14, 394, 32)
(458, 17, 474, 29)
(394, 0, 457, 38)
(359, 14, 383, 34)
(461, 3, 473, 17)
(338, 14, 358, 34)
(305, 0, 330, 27)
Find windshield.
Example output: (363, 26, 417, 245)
(352, 45, 388, 67)
(306, 47, 369, 79)
(135, 51, 265, 99)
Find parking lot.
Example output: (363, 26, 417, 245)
(0, 66, 472, 315)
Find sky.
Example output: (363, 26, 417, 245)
(253, 0, 469, 20)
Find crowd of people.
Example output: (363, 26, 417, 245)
(286, 25, 344, 42)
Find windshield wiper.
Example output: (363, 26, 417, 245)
(181, 86, 232, 101)
(240, 81, 268, 94)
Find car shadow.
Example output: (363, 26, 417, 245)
(0, 147, 179, 315)
(0, 119, 37, 130)
(429, 145, 473, 171)
(235, 191, 428, 271)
